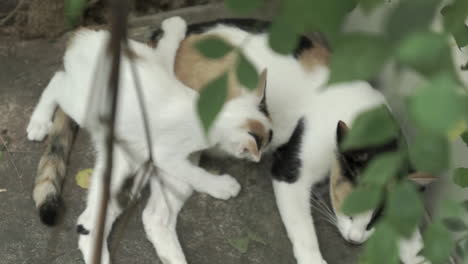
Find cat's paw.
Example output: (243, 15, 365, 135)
(161, 16, 187, 39)
(205, 174, 241, 200)
(402, 255, 430, 264)
(27, 117, 52, 141)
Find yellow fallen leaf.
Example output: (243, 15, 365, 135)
(75, 168, 93, 189)
(448, 120, 466, 141)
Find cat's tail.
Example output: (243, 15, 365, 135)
(33, 108, 77, 226)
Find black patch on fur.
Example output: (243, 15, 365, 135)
(149, 18, 314, 58)
(268, 130, 274, 144)
(258, 85, 269, 118)
(271, 118, 305, 183)
(249, 131, 263, 150)
(39, 194, 63, 226)
(76, 224, 90, 235)
(48, 135, 65, 158)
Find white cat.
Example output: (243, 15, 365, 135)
(27, 17, 271, 264)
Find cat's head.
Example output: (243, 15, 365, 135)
(330, 121, 436, 244)
(212, 69, 273, 162)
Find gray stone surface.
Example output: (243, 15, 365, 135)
(0, 6, 360, 264)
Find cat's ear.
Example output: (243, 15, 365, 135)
(256, 69, 269, 116)
(255, 68, 268, 98)
(336, 120, 349, 148)
(408, 172, 438, 186)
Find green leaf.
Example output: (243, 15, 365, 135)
(197, 73, 228, 132)
(386, 182, 424, 237)
(441, 0, 468, 48)
(361, 152, 403, 186)
(342, 186, 383, 216)
(437, 199, 464, 220)
(329, 34, 391, 84)
(64, 0, 86, 28)
(397, 32, 451, 76)
(453, 168, 468, 188)
(359, 0, 384, 13)
(461, 132, 468, 147)
(463, 200, 468, 213)
(0, 151, 2, 161)
(360, 223, 399, 264)
(247, 230, 267, 245)
(341, 105, 399, 150)
(268, 19, 299, 55)
(236, 53, 259, 91)
(455, 243, 465, 259)
(386, 0, 440, 43)
(408, 130, 449, 173)
(464, 240, 468, 256)
(442, 217, 468, 231)
(422, 222, 454, 264)
(228, 237, 250, 254)
(409, 73, 464, 135)
(195, 37, 234, 59)
(224, 0, 262, 13)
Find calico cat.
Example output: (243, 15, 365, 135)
(27, 17, 272, 264)
(31, 18, 440, 264)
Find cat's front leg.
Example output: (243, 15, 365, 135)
(159, 157, 241, 200)
(273, 180, 328, 264)
(399, 229, 431, 264)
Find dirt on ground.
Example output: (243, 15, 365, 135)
(0, 0, 221, 38)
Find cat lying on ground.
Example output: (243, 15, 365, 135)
(27, 17, 272, 264)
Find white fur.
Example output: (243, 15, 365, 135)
(26, 17, 271, 264)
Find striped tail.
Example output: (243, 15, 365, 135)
(33, 108, 77, 226)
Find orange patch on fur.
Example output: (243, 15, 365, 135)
(245, 119, 269, 148)
(174, 34, 242, 100)
(298, 43, 330, 71)
(330, 160, 354, 213)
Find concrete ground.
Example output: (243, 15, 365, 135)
(0, 6, 360, 264)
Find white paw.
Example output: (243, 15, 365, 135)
(206, 174, 241, 200)
(27, 117, 52, 141)
(402, 255, 430, 264)
(161, 16, 187, 38)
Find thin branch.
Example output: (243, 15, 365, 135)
(0, 0, 26, 27)
(0, 134, 24, 191)
(91, 0, 129, 263)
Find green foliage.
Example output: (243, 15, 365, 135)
(453, 168, 468, 188)
(386, 182, 424, 237)
(408, 130, 449, 173)
(195, 37, 234, 59)
(463, 200, 468, 212)
(341, 105, 399, 150)
(422, 222, 454, 264)
(386, 0, 440, 43)
(224, 0, 262, 14)
(359, 223, 399, 264)
(197, 73, 228, 132)
(236, 53, 259, 91)
(396, 32, 451, 76)
(442, 218, 468, 231)
(360, 152, 403, 186)
(329, 34, 390, 84)
(64, 0, 86, 28)
(461, 131, 468, 147)
(409, 73, 464, 135)
(342, 186, 382, 216)
(358, 0, 384, 14)
(441, 0, 468, 48)
(268, 18, 299, 55)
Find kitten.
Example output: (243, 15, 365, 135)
(27, 17, 271, 264)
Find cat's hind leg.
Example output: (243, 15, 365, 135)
(76, 146, 134, 264)
(142, 173, 192, 264)
(154, 16, 187, 72)
(27, 71, 65, 141)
